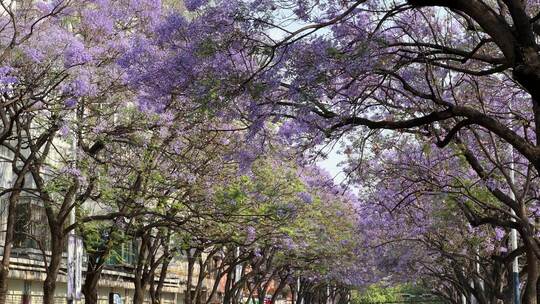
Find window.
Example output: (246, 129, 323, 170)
(14, 198, 50, 250)
(106, 236, 137, 266)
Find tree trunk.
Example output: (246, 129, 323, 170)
(186, 254, 195, 304)
(134, 232, 156, 304)
(134, 265, 148, 304)
(134, 282, 145, 304)
(523, 245, 539, 304)
(43, 231, 64, 304)
(134, 272, 149, 304)
(82, 267, 101, 304)
(194, 256, 205, 304)
(536, 271, 540, 304)
(150, 255, 171, 304)
(0, 188, 21, 304)
(82, 244, 112, 304)
(222, 267, 234, 304)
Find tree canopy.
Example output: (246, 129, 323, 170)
(3, 0, 540, 304)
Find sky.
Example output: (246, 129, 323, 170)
(317, 144, 348, 184)
(264, 7, 349, 184)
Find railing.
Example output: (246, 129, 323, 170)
(5, 295, 76, 304)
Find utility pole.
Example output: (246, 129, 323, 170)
(67, 125, 77, 304)
(509, 155, 520, 304)
(235, 247, 243, 303)
(506, 103, 520, 304)
(68, 108, 81, 304)
(470, 247, 483, 304)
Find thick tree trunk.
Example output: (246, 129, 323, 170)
(194, 255, 209, 304)
(0, 189, 21, 304)
(82, 217, 124, 304)
(134, 232, 154, 304)
(186, 255, 195, 304)
(537, 273, 540, 304)
(82, 267, 101, 304)
(82, 242, 113, 304)
(523, 246, 539, 304)
(134, 271, 150, 304)
(150, 256, 171, 304)
(43, 231, 64, 304)
(134, 282, 146, 304)
(222, 267, 233, 304)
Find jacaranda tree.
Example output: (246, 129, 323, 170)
(122, 1, 540, 303)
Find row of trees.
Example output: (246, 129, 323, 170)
(114, 0, 540, 304)
(0, 2, 360, 304)
(6, 0, 540, 304)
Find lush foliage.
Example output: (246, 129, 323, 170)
(4, 0, 540, 304)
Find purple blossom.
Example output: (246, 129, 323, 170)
(22, 47, 45, 63)
(282, 237, 296, 250)
(36, 0, 68, 14)
(60, 167, 82, 177)
(64, 40, 93, 67)
(156, 13, 186, 43)
(59, 123, 70, 137)
(298, 191, 313, 204)
(60, 166, 86, 184)
(82, 9, 114, 35)
(246, 226, 256, 243)
(64, 72, 97, 97)
(494, 227, 505, 241)
(253, 247, 262, 258)
(236, 150, 256, 173)
(159, 126, 170, 138)
(171, 140, 184, 154)
(35, 1, 52, 13)
(529, 205, 540, 217)
(485, 178, 498, 191)
(184, 0, 208, 11)
(293, 0, 310, 21)
(0, 66, 17, 89)
(64, 98, 77, 109)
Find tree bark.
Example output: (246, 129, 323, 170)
(150, 253, 171, 304)
(0, 187, 22, 304)
(222, 266, 234, 304)
(522, 244, 539, 304)
(186, 251, 196, 304)
(134, 283, 146, 304)
(82, 266, 101, 304)
(43, 229, 64, 304)
(134, 234, 150, 304)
